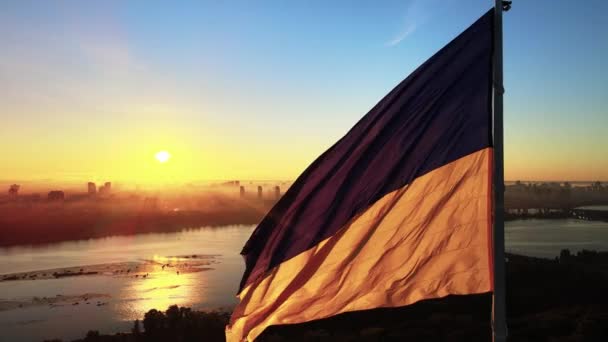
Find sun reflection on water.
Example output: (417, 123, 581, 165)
(117, 255, 209, 321)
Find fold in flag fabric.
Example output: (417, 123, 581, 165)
(227, 9, 495, 342)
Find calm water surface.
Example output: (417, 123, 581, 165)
(505, 219, 608, 257)
(0, 225, 255, 342)
(1, 220, 607, 341)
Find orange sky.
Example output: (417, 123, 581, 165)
(1, 1, 606, 186)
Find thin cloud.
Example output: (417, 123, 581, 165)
(386, 23, 417, 47)
(385, 0, 435, 47)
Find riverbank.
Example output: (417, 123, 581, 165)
(0, 198, 273, 247)
(505, 207, 608, 222)
(48, 251, 608, 342)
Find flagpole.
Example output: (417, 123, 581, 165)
(492, 1, 509, 341)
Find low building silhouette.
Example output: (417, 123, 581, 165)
(274, 186, 280, 200)
(221, 180, 240, 186)
(592, 181, 603, 192)
(47, 191, 65, 201)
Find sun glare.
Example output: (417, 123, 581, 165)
(155, 150, 171, 163)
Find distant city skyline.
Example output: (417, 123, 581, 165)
(1, 0, 607, 183)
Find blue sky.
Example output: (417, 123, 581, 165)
(1, 0, 607, 182)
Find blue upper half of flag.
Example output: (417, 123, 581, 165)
(239, 9, 493, 293)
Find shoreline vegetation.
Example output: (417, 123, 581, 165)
(41, 250, 608, 342)
(505, 207, 608, 222)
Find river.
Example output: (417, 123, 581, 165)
(1, 219, 607, 341)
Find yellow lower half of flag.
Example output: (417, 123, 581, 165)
(227, 148, 493, 342)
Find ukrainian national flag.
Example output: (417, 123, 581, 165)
(227, 9, 494, 342)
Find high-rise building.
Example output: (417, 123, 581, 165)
(87, 182, 96, 195)
(257, 186, 263, 199)
(240, 186, 245, 198)
(8, 184, 20, 200)
(274, 186, 280, 200)
(98, 182, 112, 196)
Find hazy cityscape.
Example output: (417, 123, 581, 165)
(1, 180, 607, 248)
(0, 180, 292, 247)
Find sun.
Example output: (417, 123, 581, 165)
(155, 150, 171, 163)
